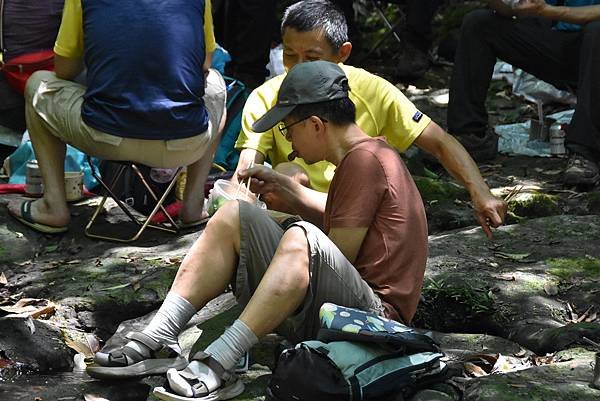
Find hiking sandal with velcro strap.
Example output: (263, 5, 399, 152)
(86, 331, 187, 379)
(153, 351, 245, 401)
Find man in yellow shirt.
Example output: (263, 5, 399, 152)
(234, 0, 507, 239)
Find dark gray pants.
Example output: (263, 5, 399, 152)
(233, 201, 384, 343)
(447, 9, 600, 159)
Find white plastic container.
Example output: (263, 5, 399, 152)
(207, 179, 266, 216)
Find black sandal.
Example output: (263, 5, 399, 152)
(86, 331, 187, 379)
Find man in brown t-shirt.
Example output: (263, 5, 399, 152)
(325, 135, 427, 323)
(88, 60, 428, 400)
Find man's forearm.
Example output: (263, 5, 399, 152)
(436, 135, 493, 202)
(54, 55, 84, 81)
(540, 5, 600, 24)
(274, 174, 327, 227)
(232, 148, 266, 185)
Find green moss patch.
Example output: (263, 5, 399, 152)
(509, 194, 560, 219)
(547, 257, 600, 280)
(413, 176, 468, 203)
(422, 277, 496, 316)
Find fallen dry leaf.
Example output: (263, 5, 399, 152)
(84, 395, 109, 401)
(491, 354, 515, 374)
(0, 272, 7, 286)
(494, 274, 516, 282)
(63, 333, 94, 358)
(165, 256, 182, 265)
(86, 333, 101, 353)
(0, 359, 13, 368)
(464, 362, 487, 377)
(0, 298, 56, 319)
(494, 251, 532, 262)
(586, 311, 597, 322)
(566, 302, 578, 322)
(514, 348, 528, 358)
(575, 306, 594, 323)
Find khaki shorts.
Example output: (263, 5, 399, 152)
(25, 69, 227, 168)
(233, 201, 385, 343)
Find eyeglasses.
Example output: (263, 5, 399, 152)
(278, 116, 328, 140)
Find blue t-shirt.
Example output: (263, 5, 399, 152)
(546, 0, 600, 31)
(81, 0, 209, 139)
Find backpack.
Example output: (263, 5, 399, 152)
(96, 161, 177, 216)
(213, 76, 248, 172)
(266, 303, 448, 401)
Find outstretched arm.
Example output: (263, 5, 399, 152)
(414, 122, 507, 239)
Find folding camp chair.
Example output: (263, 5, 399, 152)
(85, 157, 182, 242)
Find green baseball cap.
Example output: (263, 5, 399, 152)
(252, 60, 349, 133)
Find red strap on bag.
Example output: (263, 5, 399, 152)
(0, 0, 55, 95)
(1, 49, 55, 95)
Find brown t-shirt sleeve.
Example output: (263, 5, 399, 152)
(326, 149, 387, 229)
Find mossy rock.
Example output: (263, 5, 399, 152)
(586, 191, 600, 213)
(462, 347, 597, 401)
(509, 193, 561, 219)
(536, 323, 600, 353)
(414, 176, 469, 203)
(0, 224, 44, 265)
(427, 199, 477, 232)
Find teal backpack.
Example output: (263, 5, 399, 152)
(266, 303, 447, 401)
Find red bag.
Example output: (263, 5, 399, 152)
(1, 49, 55, 95)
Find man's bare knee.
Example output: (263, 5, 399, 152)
(274, 162, 311, 188)
(275, 227, 310, 288)
(206, 200, 240, 232)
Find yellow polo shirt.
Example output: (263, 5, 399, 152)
(235, 64, 431, 192)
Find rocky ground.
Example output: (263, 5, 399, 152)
(2, 3, 600, 399)
(1, 148, 599, 401)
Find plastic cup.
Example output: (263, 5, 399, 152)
(207, 179, 266, 216)
(65, 171, 84, 202)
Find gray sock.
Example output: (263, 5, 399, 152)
(205, 319, 258, 371)
(129, 291, 196, 355)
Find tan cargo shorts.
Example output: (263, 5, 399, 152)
(25, 69, 226, 168)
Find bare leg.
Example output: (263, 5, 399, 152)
(179, 109, 227, 224)
(7, 88, 70, 228)
(174, 199, 309, 335)
(238, 226, 310, 336)
(171, 199, 241, 307)
(166, 225, 310, 397)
